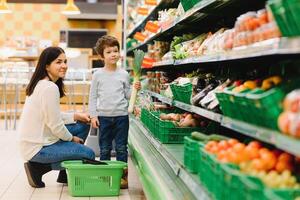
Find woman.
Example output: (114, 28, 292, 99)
(18, 47, 95, 188)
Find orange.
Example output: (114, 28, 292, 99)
(233, 143, 246, 153)
(251, 159, 268, 171)
(259, 148, 271, 157)
(217, 150, 227, 160)
(278, 153, 294, 163)
(238, 150, 250, 163)
(260, 151, 277, 170)
(228, 151, 240, 164)
(218, 140, 230, 151)
(210, 146, 220, 154)
(205, 141, 218, 152)
(275, 161, 294, 173)
(228, 139, 239, 147)
(245, 146, 260, 159)
(247, 141, 262, 149)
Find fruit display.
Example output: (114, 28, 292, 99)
(160, 112, 207, 127)
(151, 8, 282, 62)
(231, 9, 281, 48)
(126, 0, 300, 199)
(204, 138, 300, 189)
(278, 90, 300, 138)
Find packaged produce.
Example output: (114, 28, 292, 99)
(283, 89, 300, 112)
(278, 111, 300, 138)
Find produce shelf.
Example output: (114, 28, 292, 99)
(126, 0, 176, 38)
(152, 59, 174, 67)
(146, 37, 300, 68)
(126, 0, 266, 54)
(126, 0, 162, 38)
(175, 37, 300, 65)
(221, 117, 300, 157)
(127, 0, 221, 53)
(129, 116, 212, 200)
(143, 90, 300, 157)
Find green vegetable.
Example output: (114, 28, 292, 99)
(207, 134, 229, 141)
(191, 132, 229, 142)
(128, 49, 145, 113)
(191, 131, 208, 141)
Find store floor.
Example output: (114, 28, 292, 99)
(0, 126, 146, 200)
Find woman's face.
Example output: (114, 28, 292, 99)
(46, 53, 67, 82)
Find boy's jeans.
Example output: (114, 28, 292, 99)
(98, 115, 129, 162)
(30, 122, 95, 170)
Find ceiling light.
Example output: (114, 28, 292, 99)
(0, 0, 12, 14)
(62, 0, 80, 15)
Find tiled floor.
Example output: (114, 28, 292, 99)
(0, 128, 146, 200)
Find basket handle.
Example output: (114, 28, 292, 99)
(82, 158, 108, 165)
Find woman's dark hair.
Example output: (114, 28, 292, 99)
(26, 47, 66, 97)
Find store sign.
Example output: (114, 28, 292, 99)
(145, 21, 160, 33)
(137, 7, 148, 15)
(145, 0, 157, 6)
(133, 32, 146, 42)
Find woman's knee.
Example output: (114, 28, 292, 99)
(82, 146, 95, 160)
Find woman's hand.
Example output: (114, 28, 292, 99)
(91, 117, 99, 129)
(134, 81, 141, 91)
(74, 112, 91, 123)
(72, 136, 84, 144)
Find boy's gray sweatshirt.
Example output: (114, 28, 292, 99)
(88, 68, 131, 117)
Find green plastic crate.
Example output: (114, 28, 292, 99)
(184, 136, 203, 173)
(221, 164, 266, 200)
(265, 188, 300, 200)
(198, 147, 224, 199)
(216, 80, 300, 130)
(62, 160, 127, 197)
(192, 0, 202, 7)
(180, 0, 194, 11)
(170, 83, 193, 104)
(155, 115, 201, 143)
(268, 0, 300, 36)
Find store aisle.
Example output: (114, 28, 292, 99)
(0, 127, 146, 200)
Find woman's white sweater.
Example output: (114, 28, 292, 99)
(18, 80, 74, 161)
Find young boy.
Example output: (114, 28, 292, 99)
(88, 35, 140, 189)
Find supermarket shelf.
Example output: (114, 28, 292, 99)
(147, 37, 300, 68)
(221, 117, 300, 157)
(126, 0, 219, 53)
(126, 0, 164, 38)
(152, 59, 174, 67)
(143, 90, 300, 157)
(174, 37, 300, 65)
(143, 90, 222, 122)
(173, 101, 222, 123)
(144, 90, 173, 105)
(129, 116, 212, 200)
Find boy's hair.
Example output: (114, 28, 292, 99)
(94, 35, 120, 57)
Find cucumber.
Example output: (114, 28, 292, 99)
(191, 131, 208, 141)
(207, 134, 229, 141)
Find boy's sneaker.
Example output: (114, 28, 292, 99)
(120, 168, 128, 189)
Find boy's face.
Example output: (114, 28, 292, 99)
(101, 46, 120, 65)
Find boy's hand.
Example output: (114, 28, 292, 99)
(134, 81, 141, 91)
(74, 112, 91, 123)
(91, 117, 99, 128)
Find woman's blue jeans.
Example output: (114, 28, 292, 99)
(98, 115, 129, 163)
(30, 122, 95, 170)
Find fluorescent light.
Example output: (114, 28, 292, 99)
(62, 0, 81, 15)
(0, 0, 11, 14)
